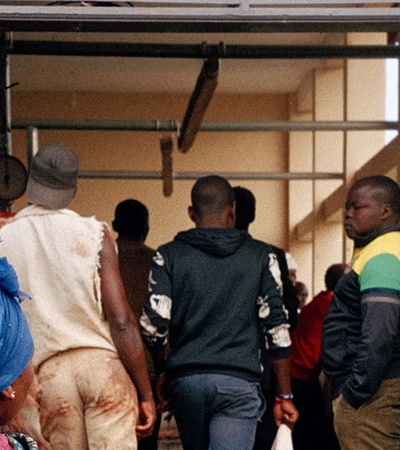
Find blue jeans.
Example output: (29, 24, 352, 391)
(166, 373, 265, 450)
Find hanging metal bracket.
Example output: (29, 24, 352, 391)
(160, 132, 174, 197)
(178, 56, 219, 154)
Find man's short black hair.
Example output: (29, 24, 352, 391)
(324, 263, 347, 291)
(355, 175, 400, 215)
(233, 186, 256, 231)
(191, 175, 235, 215)
(112, 198, 149, 239)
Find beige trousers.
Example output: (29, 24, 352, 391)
(332, 378, 400, 450)
(37, 348, 139, 450)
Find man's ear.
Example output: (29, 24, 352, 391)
(381, 203, 393, 220)
(227, 204, 236, 228)
(188, 206, 196, 223)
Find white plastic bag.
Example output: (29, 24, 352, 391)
(271, 424, 293, 450)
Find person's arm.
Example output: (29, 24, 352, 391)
(140, 249, 172, 411)
(271, 358, 299, 429)
(140, 250, 171, 368)
(273, 246, 300, 332)
(343, 291, 400, 408)
(342, 252, 400, 409)
(259, 249, 299, 428)
(99, 227, 156, 439)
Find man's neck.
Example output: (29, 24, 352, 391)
(353, 223, 400, 248)
(195, 214, 232, 229)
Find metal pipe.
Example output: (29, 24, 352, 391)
(201, 121, 398, 132)
(12, 118, 398, 132)
(10, 41, 400, 60)
(78, 170, 343, 180)
(0, 32, 12, 156)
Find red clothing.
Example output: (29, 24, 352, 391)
(290, 290, 333, 382)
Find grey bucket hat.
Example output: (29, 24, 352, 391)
(26, 143, 79, 210)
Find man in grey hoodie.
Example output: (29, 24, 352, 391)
(140, 175, 298, 450)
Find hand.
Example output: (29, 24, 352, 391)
(136, 399, 157, 440)
(273, 400, 299, 430)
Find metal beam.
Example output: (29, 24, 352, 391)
(2, 5, 400, 33)
(10, 41, 400, 59)
(3, 1, 397, 5)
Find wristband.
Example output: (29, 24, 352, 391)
(275, 393, 294, 403)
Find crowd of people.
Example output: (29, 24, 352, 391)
(1, 144, 156, 450)
(0, 142, 400, 450)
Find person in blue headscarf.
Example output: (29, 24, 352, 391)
(0, 256, 38, 450)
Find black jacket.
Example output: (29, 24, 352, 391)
(322, 228, 400, 408)
(141, 228, 291, 381)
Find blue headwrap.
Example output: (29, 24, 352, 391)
(0, 257, 34, 391)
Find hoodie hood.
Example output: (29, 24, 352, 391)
(175, 228, 249, 257)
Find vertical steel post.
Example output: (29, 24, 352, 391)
(0, 32, 12, 211)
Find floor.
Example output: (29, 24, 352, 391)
(158, 438, 183, 450)
(158, 415, 183, 450)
